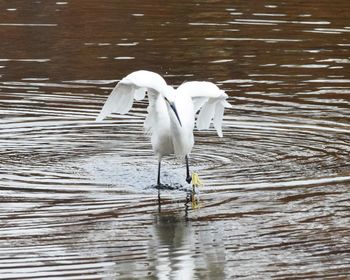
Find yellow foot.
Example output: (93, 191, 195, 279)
(191, 172, 203, 188)
(191, 172, 203, 209)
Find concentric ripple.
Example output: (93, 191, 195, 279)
(1, 0, 349, 279)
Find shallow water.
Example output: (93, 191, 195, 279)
(0, 0, 350, 279)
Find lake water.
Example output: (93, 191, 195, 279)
(0, 0, 349, 279)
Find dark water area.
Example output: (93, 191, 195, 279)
(0, 0, 350, 279)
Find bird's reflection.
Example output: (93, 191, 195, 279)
(148, 191, 226, 279)
(150, 196, 196, 279)
(157, 188, 200, 217)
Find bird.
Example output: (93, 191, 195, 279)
(96, 70, 231, 187)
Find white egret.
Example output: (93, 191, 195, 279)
(96, 70, 231, 187)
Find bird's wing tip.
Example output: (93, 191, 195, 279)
(95, 115, 105, 122)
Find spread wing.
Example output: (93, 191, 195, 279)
(176, 81, 232, 137)
(96, 70, 168, 121)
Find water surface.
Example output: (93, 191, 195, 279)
(0, 0, 349, 279)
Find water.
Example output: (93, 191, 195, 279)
(1, 0, 349, 279)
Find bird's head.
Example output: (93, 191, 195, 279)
(163, 87, 182, 127)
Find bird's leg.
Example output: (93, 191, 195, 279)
(157, 161, 162, 186)
(185, 155, 192, 184)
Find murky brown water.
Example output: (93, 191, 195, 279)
(1, 0, 350, 279)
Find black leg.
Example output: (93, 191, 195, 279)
(185, 155, 192, 184)
(157, 161, 161, 186)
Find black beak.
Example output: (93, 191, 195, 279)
(165, 98, 182, 127)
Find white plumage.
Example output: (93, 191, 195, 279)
(96, 70, 231, 186)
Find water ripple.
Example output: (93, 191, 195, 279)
(1, 0, 350, 278)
